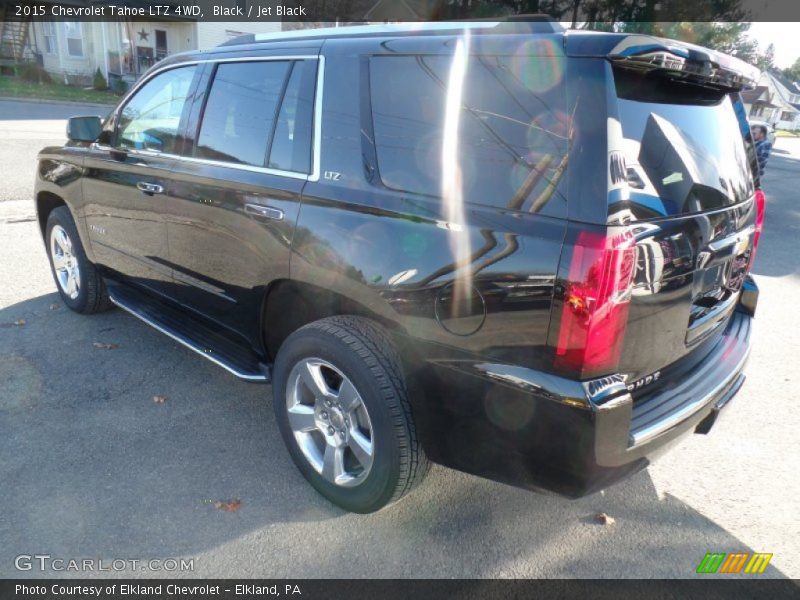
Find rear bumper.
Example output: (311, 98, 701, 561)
(408, 279, 756, 497)
(594, 309, 751, 469)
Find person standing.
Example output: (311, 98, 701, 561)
(752, 124, 772, 178)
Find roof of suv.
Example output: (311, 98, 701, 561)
(155, 22, 758, 90)
(156, 20, 566, 68)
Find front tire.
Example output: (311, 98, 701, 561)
(272, 316, 428, 513)
(45, 206, 112, 314)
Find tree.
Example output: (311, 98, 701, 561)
(755, 43, 776, 71)
(92, 68, 107, 91)
(783, 57, 800, 84)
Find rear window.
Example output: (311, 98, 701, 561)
(612, 68, 756, 220)
(369, 54, 568, 216)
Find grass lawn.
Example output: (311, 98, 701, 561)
(775, 129, 800, 138)
(0, 76, 118, 105)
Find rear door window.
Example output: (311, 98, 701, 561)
(194, 59, 317, 173)
(196, 61, 290, 167)
(369, 54, 568, 215)
(268, 61, 317, 173)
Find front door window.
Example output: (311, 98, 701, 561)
(115, 66, 197, 154)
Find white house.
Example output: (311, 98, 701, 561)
(742, 71, 800, 132)
(767, 73, 800, 131)
(25, 18, 280, 88)
(742, 84, 777, 121)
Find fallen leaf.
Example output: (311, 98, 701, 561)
(595, 512, 615, 526)
(13, 319, 26, 327)
(92, 342, 119, 350)
(49, 304, 61, 310)
(152, 395, 167, 404)
(213, 499, 242, 512)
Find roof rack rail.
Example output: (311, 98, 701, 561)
(219, 18, 562, 48)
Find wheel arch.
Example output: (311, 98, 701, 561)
(36, 191, 67, 238)
(260, 279, 402, 361)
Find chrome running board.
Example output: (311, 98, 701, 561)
(108, 284, 270, 383)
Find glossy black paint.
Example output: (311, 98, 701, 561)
(161, 55, 316, 348)
(165, 160, 303, 348)
(34, 28, 758, 498)
(82, 143, 177, 295)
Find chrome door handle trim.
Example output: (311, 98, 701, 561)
(244, 203, 284, 221)
(136, 182, 164, 194)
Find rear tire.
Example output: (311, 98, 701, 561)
(45, 206, 112, 314)
(272, 316, 429, 513)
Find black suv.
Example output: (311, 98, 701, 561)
(36, 22, 763, 513)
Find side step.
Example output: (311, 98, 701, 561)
(108, 284, 270, 382)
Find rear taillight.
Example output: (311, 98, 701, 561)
(554, 230, 636, 379)
(748, 189, 766, 270)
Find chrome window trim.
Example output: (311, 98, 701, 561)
(253, 21, 502, 43)
(309, 54, 324, 182)
(109, 55, 324, 181)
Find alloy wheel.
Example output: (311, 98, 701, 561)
(50, 225, 81, 300)
(285, 358, 374, 487)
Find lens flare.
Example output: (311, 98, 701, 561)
(441, 32, 473, 318)
(510, 39, 565, 94)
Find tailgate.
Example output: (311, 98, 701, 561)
(606, 56, 759, 386)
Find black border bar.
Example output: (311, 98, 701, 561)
(3, 579, 800, 600)
(4, 0, 800, 23)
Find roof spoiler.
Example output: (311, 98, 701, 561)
(606, 35, 760, 91)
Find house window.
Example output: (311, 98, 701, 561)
(155, 29, 167, 60)
(780, 111, 796, 122)
(42, 22, 57, 54)
(64, 22, 83, 57)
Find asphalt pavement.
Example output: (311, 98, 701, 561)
(0, 99, 798, 579)
(0, 100, 111, 203)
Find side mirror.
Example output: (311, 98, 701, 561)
(67, 116, 102, 142)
